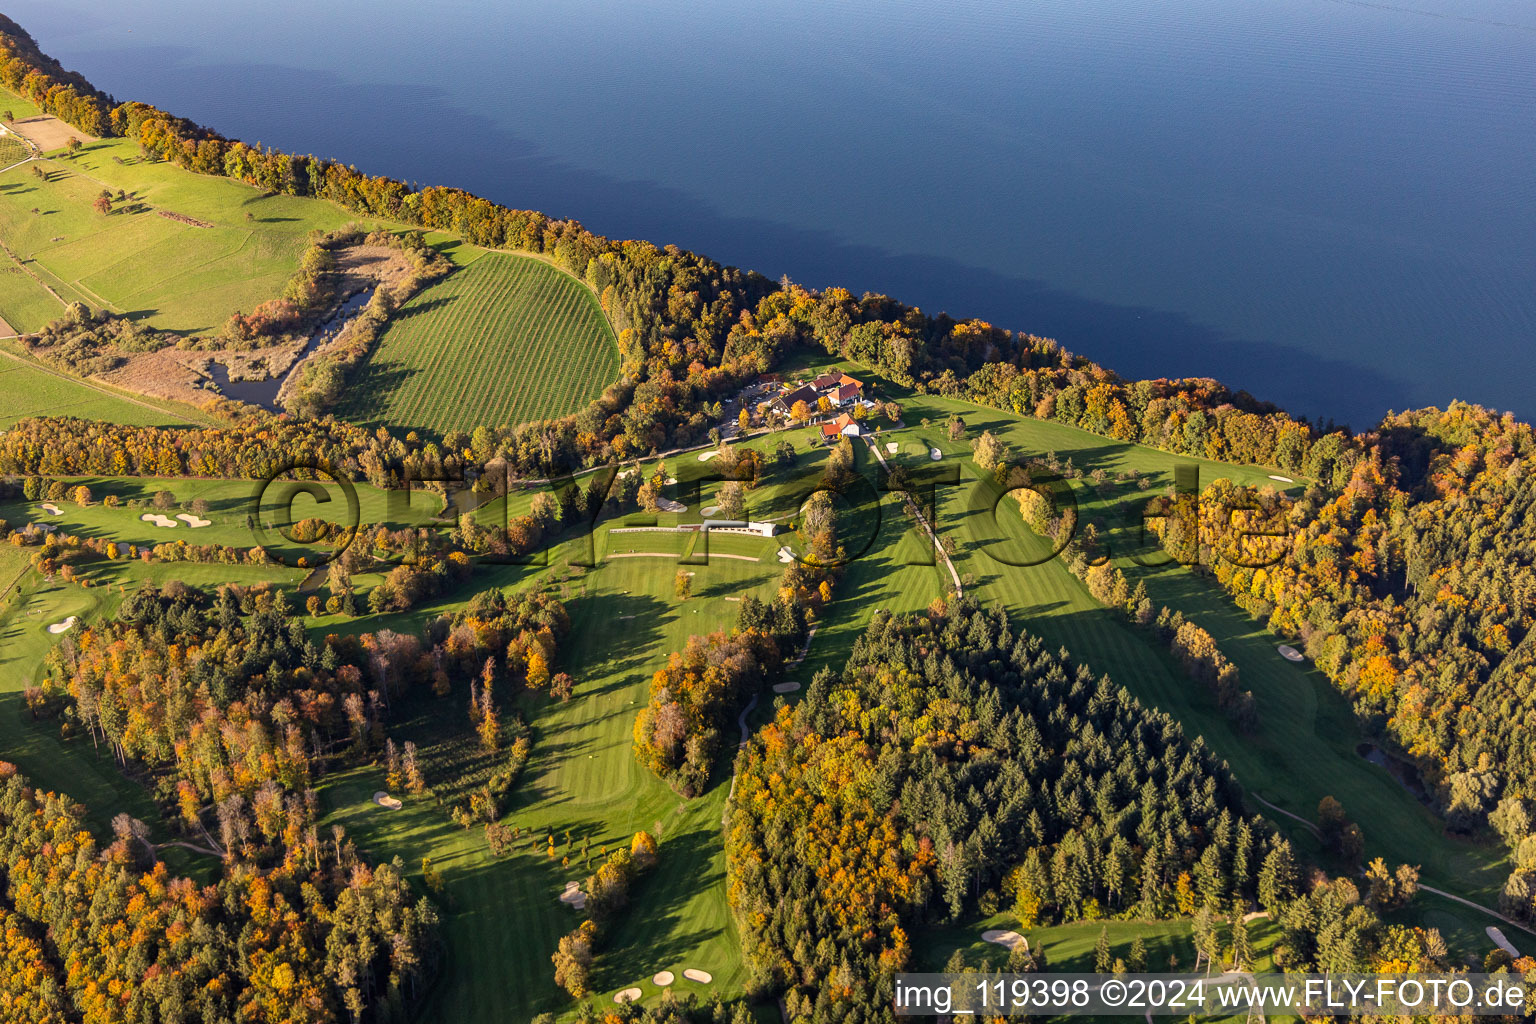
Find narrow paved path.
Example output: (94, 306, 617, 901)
(787, 626, 817, 666)
(723, 694, 760, 827)
(1251, 792, 1536, 937)
(1417, 882, 1536, 937)
(721, 624, 820, 827)
(862, 436, 962, 594)
(1249, 792, 1320, 837)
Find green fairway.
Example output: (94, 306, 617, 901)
(321, 541, 782, 1020)
(336, 252, 619, 434)
(0, 361, 1519, 1024)
(0, 472, 418, 566)
(750, 359, 1521, 956)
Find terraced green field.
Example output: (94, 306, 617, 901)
(337, 252, 619, 434)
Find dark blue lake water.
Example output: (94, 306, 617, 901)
(15, 0, 1535, 426)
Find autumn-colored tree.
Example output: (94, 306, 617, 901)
(477, 685, 500, 752)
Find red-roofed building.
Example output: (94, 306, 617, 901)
(810, 371, 864, 407)
(819, 412, 861, 440)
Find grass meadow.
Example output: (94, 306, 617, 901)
(337, 252, 620, 434)
(0, 84, 395, 336)
(0, 86, 619, 439)
(0, 341, 211, 428)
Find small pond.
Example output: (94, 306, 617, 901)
(206, 289, 374, 410)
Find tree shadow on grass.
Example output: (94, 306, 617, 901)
(589, 825, 731, 992)
(339, 361, 417, 424)
(392, 294, 458, 322)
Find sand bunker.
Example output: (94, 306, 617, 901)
(40, 502, 63, 515)
(1277, 644, 1304, 662)
(614, 988, 642, 1004)
(887, 442, 900, 453)
(176, 513, 211, 528)
(982, 929, 1027, 951)
(653, 971, 675, 986)
(930, 448, 942, 461)
(1268, 474, 1294, 483)
(372, 792, 402, 810)
(1487, 926, 1520, 958)
(560, 880, 587, 910)
(772, 681, 801, 694)
(47, 616, 78, 634)
(698, 451, 719, 461)
(776, 546, 795, 563)
(140, 513, 178, 528)
(656, 497, 686, 513)
(701, 505, 720, 516)
(683, 969, 712, 984)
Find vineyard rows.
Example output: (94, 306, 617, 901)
(340, 252, 619, 434)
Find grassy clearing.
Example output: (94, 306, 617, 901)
(0, 246, 64, 332)
(919, 912, 1284, 975)
(337, 252, 619, 434)
(0, 343, 209, 427)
